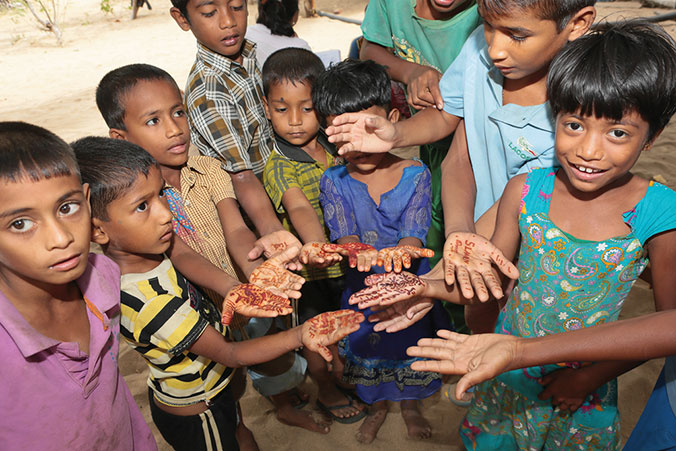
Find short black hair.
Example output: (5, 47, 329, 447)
(257, 0, 298, 37)
(96, 64, 180, 130)
(71, 136, 159, 221)
(548, 20, 676, 142)
(312, 59, 391, 119)
(262, 47, 325, 96)
(478, 0, 595, 31)
(171, 0, 189, 20)
(0, 122, 79, 183)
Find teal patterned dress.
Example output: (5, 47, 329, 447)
(460, 168, 676, 450)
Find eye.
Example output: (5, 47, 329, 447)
(303, 107, 314, 113)
(136, 201, 148, 212)
(274, 107, 287, 113)
(9, 218, 34, 233)
(202, 9, 216, 17)
(173, 109, 185, 118)
(58, 201, 81, 216)
(609, 129, 627, 139)
(509, 33, 527, 42)
(145, 118, 159, 126)
(565, 122, 583, 132)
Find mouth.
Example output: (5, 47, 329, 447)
(49, 253, 82, 271)
(432, 0, 455, 6)
(494, 65, 514, 74)
(221, 34, 240, 46)
(160, 228, 173, 242)
(167, 142, 187, 155)
(287, 131, 306, 139)
(570, 162, 606, 179)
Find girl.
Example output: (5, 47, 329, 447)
(316, 59, 449, 443)
(451, 21, 676, 450)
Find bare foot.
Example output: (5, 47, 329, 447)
(270, 392, 331, 434)
(356, 401, 388, 444)
(235, 421, 259, 451)
(289, 387, 310, 408)
(400, 399, 431, 440)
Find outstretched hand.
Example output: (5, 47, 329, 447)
(407, 330, 519, 399)
(299, 242, 344, 268)
(406, 66, 444, 111)
(349, 272, 426, 309)
(325, 113, 397, 155)
(376, 245, 435, 272)
(249, 246, 305, 299)
(221, 284, 293, 326)
(323, 242, 377, 271)
(443, 232, 518, 301)
(247, 230, 303, 271)
(538, 367, 596, 413)
(302, 310, 365, 361)
(369, 297, 435, 333)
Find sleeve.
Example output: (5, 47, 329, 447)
(204, 156, 237, 203)
(263, 152, 300, 213)
(440, 25, 484, 118)
(319, 171, 358, 242)
(122, 290, 209, 356)
(186, 74, 254, 173)
(360, 0, 393, 48)
(629, 182, 676, 245)
(398, 166, 432, 244)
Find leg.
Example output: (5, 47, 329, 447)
(235, 403, 259, 451)
(269, 389, 331, 434)
(400, 399, 432, 440)
(356, 400, 389, 444)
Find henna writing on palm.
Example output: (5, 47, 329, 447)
(303, 310, 365, 361)
(221, 284, 292, 326)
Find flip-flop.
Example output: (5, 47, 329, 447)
(316, 394, 367, 424)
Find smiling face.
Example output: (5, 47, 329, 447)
(0, 173, 91, 293)
(94, 166, 174, 266)
(425, 0, 473, 19)
(555, 110, 653, 194)
(264, 80, 320, 151)
(113, 79, 189, 169)
(171, 0, 248, 63)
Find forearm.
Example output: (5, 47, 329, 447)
(360, 40, 423, 85)
(225, 225, 262, 278)
(398, 236, 423, 247)
(337, 235, 360, 244)
(287, 205, 327, 244)
(392, 108, 460, 148)
(441, 123, 476, 235)
(230, 170, 284, 236)
(168, 236, 240, 297)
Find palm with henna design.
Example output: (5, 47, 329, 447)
(349, 272, 426, 310)
(299, 242, 344, 268)
(221, 284, 293, 326)
(247, 230, 303, 271)
(323, 242, 377, 271)
(249, 247, 305, 299)
(444, 232, 518, 301)
(302, 310, 365, 361)
(376, 245, 435, 272)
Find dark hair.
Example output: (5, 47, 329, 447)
(478, 0, 595, 31)
(257, 0, 298, 37)
(71, 136, 159, 221)
(548, 20, 676, 142)
(0, 122, 79, 183)
(262, 48, 325, 95)
(171, 0, 189, 20)
(312, 59, 391, 119)
(96, 64, 180, 130)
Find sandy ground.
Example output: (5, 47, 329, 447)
(2, 1, 676, 449)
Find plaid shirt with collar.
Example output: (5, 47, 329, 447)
(184, 40, 275, 176)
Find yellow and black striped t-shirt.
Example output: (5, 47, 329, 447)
(120, 258, 233, 407)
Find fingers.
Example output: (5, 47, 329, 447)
(482, 270, 504, 300)
(247, 243, 264, 261)
(269, 245, 301, 264)
(221, 304, 234, 326)
(444, 259, 457, 286)
(409, 359, 448, 373)
(316, 344, 333, 362)
(455, 375, 477, 400)
(469, 270, 489, 302)
(429, 81, 444, 111)
(455, 266, 475, 299)
(490, 248, 520, 280)
(364, 272, 389, 286)
(327, 112, 363, 128)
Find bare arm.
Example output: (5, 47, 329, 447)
(441, 121, 476, 235)
(216, 197, 263, 279)
(283, 187, 328, 244)
(229, 169, 284, 236)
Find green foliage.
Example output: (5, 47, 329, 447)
(100, 0, 112, 14)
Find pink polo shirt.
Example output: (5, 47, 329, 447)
(0, 253, 156, 450)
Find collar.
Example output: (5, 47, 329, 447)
(274, 129, 337, 163)
(0, 254, 119, 358)
(196, 39, 257, 74)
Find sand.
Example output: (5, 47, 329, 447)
(2, 1, 675, 449)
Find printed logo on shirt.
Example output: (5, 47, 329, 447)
(509, 137, 537, 160)
(392, 36, 441, 73)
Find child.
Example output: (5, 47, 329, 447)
(169, 0, 302, 263)
(326, 0, 596, 304)
(373, 20, 676, 450)
(315, 59, 448, 444)
(261, 47, 367, 428)
(71, 136, 364, 451)
(0, 122, 156, 450)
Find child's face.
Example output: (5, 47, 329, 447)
(555, 110, 654, 193)
(0, 173, 91, 289)
(171, 0, 247, 62)
(264, 80, 320, 150)
(481, 7, 589, 83)
(95, 166, 174, 258)
(113, 79, 190, 169)
(426, 0, 473, 17)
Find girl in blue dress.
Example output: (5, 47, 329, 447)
(314, 59, 450, 444)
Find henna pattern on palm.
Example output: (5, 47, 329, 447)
(300, 242, 344, 267)
(221, 284, 293, 326)
(302, 310, 365, 361)
(376, 245, 435, 272)
(321, 242, 376, 268)
(249, 257, 304, 299)
(349, 272, 426, 309)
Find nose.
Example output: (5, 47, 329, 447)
(219, 8, 234, 29)
(45, 218, 75, 250)
(289, 107, 302, 126)
(575, 132, 603, 161)
(166, 116, 183, 138)
(157, 194, 175, 226)
(485, 29, 508, 63)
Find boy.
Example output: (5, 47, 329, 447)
(0, 122, 156, 450)
(72, 136, 364, 451)
(327, 0, 596, 305)
(169, 0, 300, 263)
(261, 48, 366, 429)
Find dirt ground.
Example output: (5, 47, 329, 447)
(2, 1, 676, 449)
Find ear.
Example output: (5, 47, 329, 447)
(109, 128, 127, 140)
(170, 7, 191, 31)
(387, 108, 401, 124)
(566, 6, 596, 42)
(91, 217, 110, 246)
(262, 96, 271, 120)
(643, 129, 663, 152)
